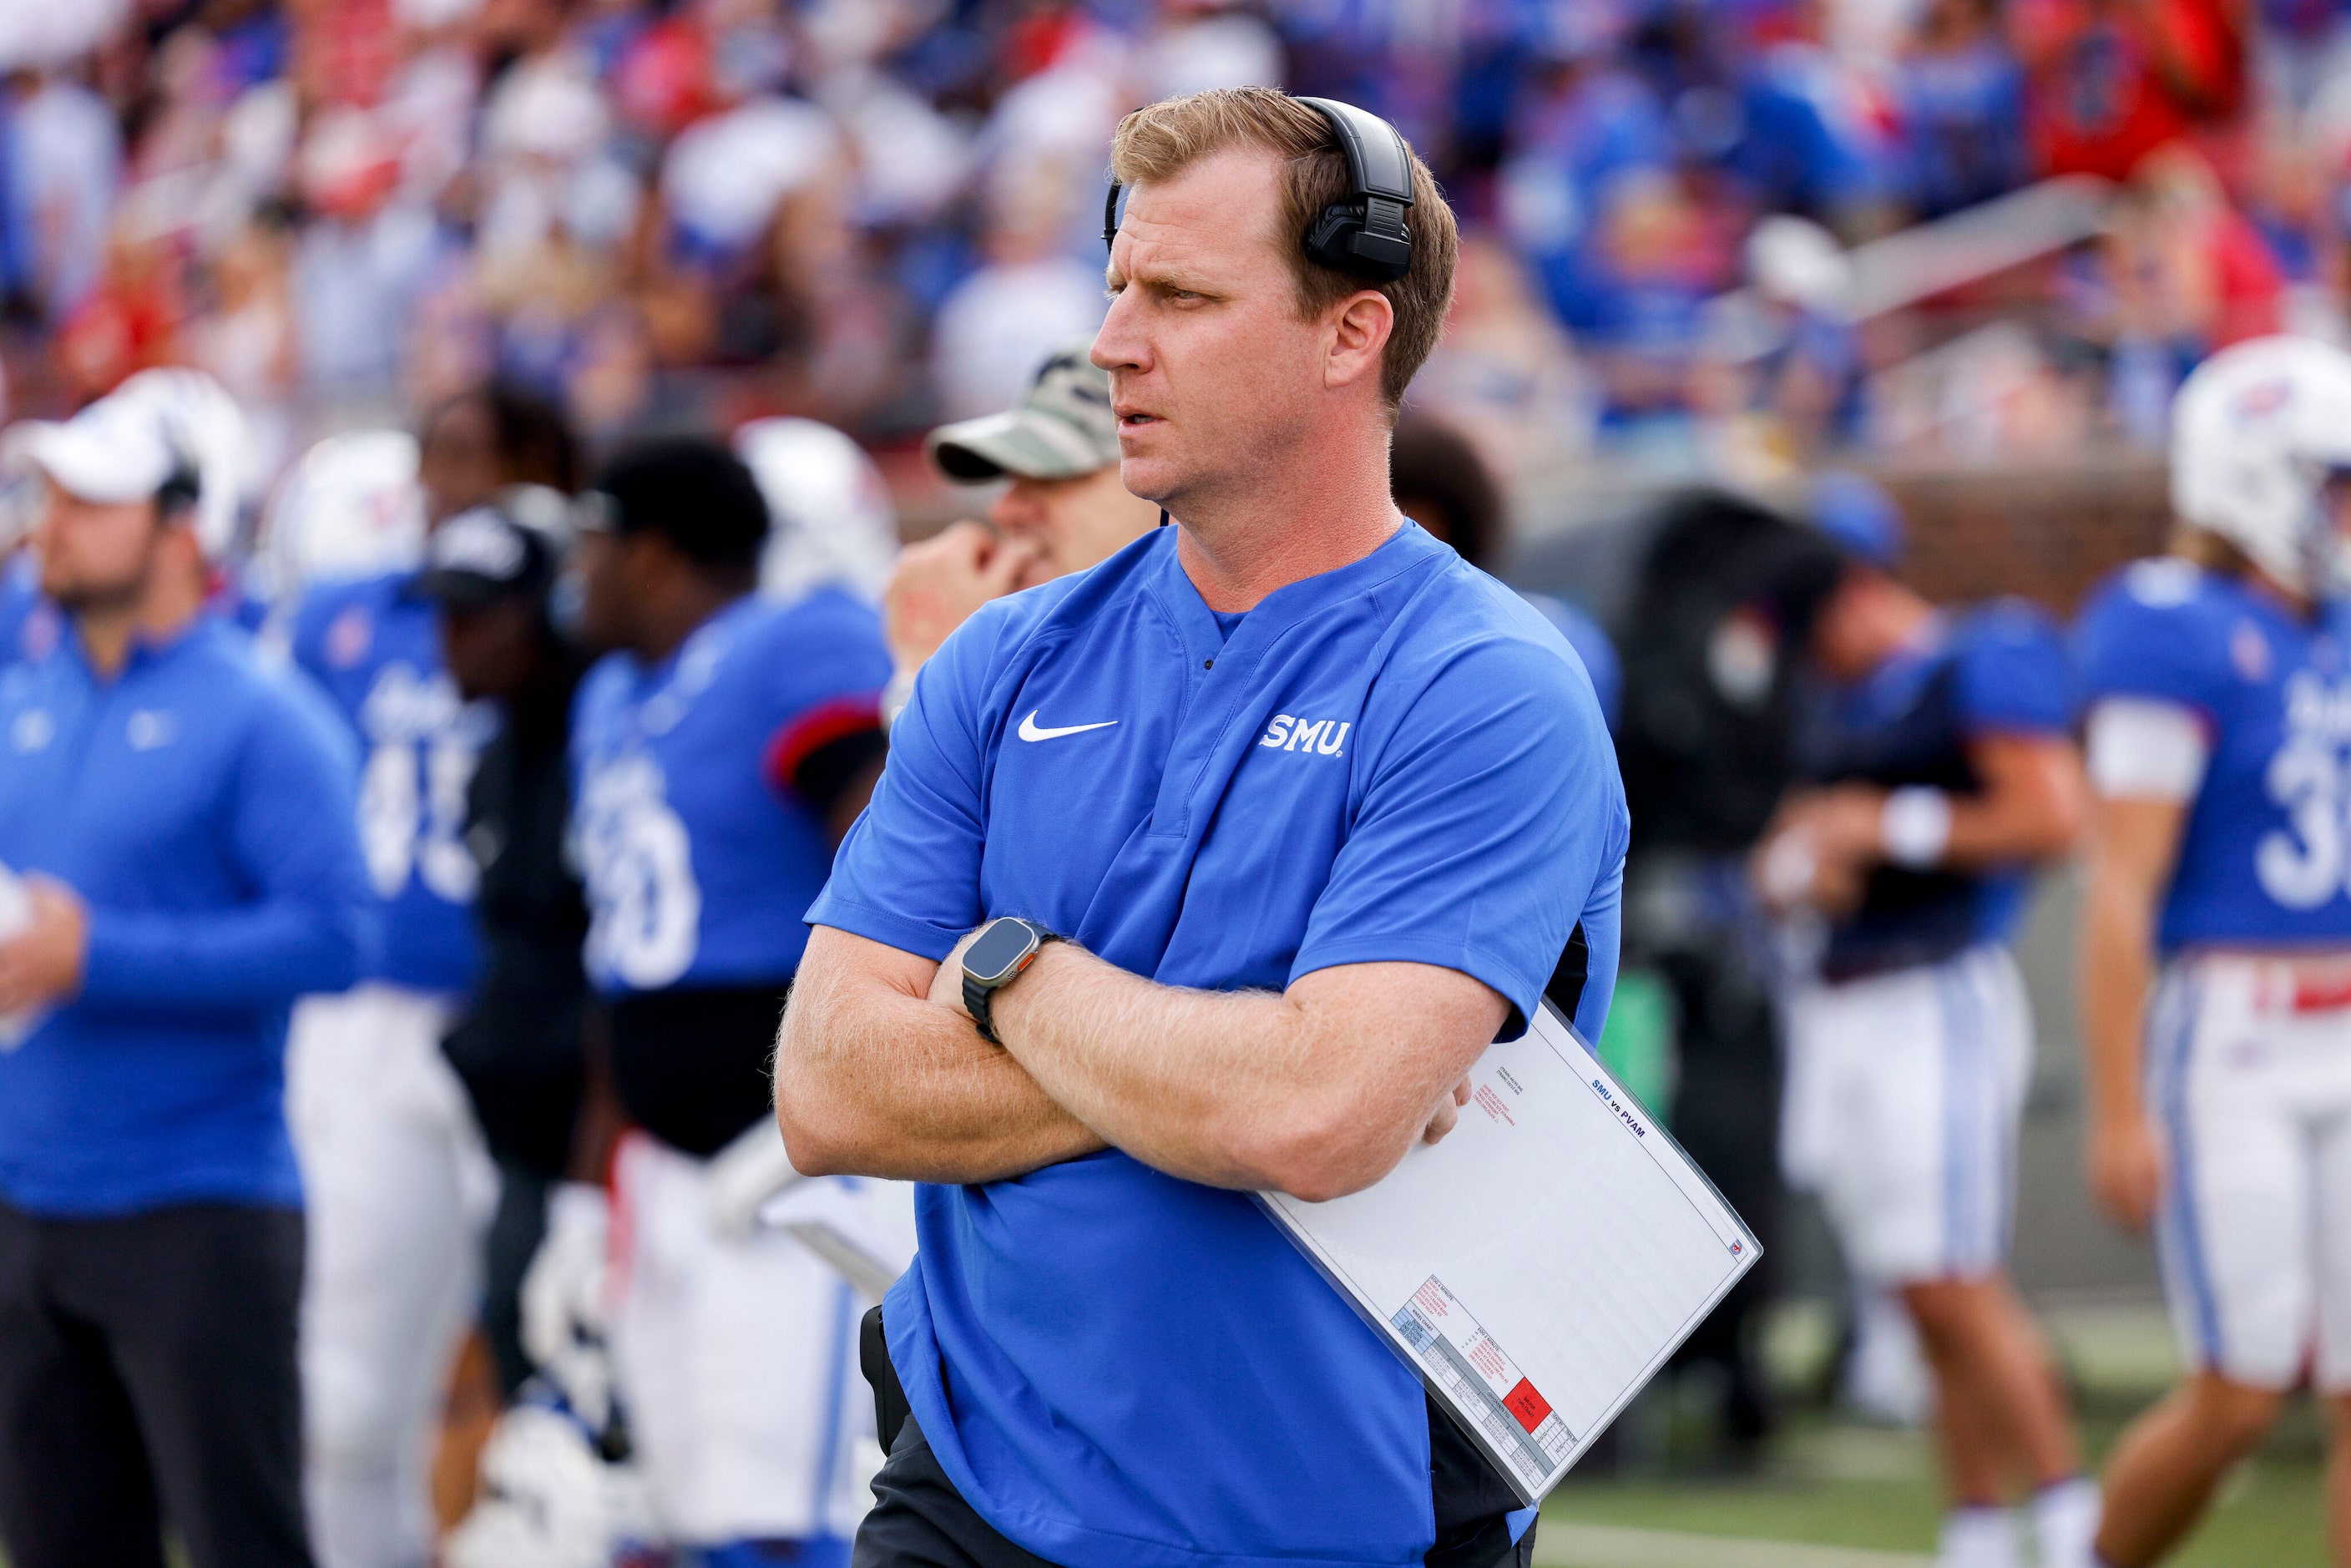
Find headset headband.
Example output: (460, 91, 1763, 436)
(1101, 95, 1417, 284)
(1295, 97, 1414, 207)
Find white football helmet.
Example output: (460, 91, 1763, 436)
(734, 417, 899, 604)
(2172, 335, 2351, 599)
(259, 431, 427, 599)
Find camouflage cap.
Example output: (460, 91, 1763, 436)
(926, 344, 1119, 482)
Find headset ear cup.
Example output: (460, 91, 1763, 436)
(1302, 205, 1360, 272)
(1302, 201, 1412, 284)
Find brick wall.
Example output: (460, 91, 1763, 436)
(1870, 457, 2170, 614)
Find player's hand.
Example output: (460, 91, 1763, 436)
(1754, 823, 1867, 915)
(1422, 1077, 1472, 1146)
(519, 1181, 616, 1429)
(883, 522, 1043, 672)
(1753, 788, 1881, 917)
(0, 877, 87, 1015)
(2088, 1109, 2166, 1234)
(1795, 786, 1887, 864)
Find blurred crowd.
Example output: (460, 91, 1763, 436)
(10, 0, 2351, 509)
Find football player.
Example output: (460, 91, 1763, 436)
(557, 438, 892, 1563)
(281, 387, 579, 1568)
(2073, 336, 2351, 1567)
(1757, 487, 2094, 1568)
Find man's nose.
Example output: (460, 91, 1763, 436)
(1091, 289, 1143, 375)
(988, 485, 1038, 533)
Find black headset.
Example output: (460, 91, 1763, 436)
(1101, 96, 1417, 284)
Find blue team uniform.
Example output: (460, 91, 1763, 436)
(569, 588, 891, 997)
(2075, 558, 2351, 950)
(1806, 600, 2074, 979)
(0, 615, 371, 1215)
(810, 522, 1628, 1568)
(569, 586, 890, 1553)
(291, 573, 490, 994)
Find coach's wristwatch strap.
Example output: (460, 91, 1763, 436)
(963, 966, 999, 1044)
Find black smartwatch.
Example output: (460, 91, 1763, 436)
(961, 918, 1062, 1045)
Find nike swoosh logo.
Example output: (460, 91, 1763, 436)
(1019, 711, 1119, 742)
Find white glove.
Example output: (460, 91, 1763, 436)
(520, 1182, 613, 1429)
(443, 1402, 655, 1568)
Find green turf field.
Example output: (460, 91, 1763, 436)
(1538, 1409, 2329, 1566)
(1534, 1301, 2334, 1567)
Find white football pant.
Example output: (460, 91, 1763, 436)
(1783, 944, 2032, 1286)
(288, 984, 497, 1568)
(2146, 957, 2351, 1391)
(609, 1131, 880, 1549)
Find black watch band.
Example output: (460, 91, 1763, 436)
(961, 918, 1062, 1045)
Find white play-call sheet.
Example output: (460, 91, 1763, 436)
(1257, 999, 1761, 1505)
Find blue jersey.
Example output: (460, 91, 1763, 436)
(1807, 601, 2073, 978)
(810, 523, 1628, 1568)
(570, 589, 890, 994)
(0, 615, 370, 1216)
(2075, 559, 2351, 952)
(291, 573, 491, 993)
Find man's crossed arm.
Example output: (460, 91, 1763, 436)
(774, 923, 1504, 1202)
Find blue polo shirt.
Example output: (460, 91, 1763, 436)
(0, 615, 371, 1216)
(808, 521, 1629, 1568)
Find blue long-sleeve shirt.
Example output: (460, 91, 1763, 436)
(0, 615, 372, 1216)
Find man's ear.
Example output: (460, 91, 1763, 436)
(1325, 288, 1395, 394)
(623, 528, 680, 582)
(156, 516, 211, 590)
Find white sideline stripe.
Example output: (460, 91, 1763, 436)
(1534, 1522, 1933, 1568)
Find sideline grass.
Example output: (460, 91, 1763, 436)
(1540, 1405, 2331, 1567)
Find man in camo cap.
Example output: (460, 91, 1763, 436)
(882, 342, 1158, 725)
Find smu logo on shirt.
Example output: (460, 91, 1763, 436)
(2257, 670, 2351, 908)
(1259, 715, 1351, 757)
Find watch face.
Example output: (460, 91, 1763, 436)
(965, 918, 1040, 985)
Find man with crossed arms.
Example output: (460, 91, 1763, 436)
(779, 87, 1627, 1568)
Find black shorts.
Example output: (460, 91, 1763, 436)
(852, 1305, 1536, 1568)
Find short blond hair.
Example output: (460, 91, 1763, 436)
(1109, 87, 1459, 410)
